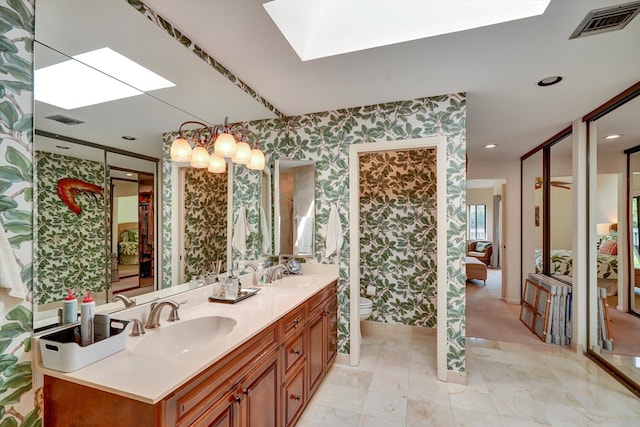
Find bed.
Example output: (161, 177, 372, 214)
(118, 222, 139, 265)
(534, 247, 618, 295)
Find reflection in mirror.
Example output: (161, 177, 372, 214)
(273, 160, 316, 257)
(109, 166, 155, 298)
(34, 138, 108, 314)
(522, 150, 543, 277)
(178, 166, 229, 283)
(549, 135, 572, 278)
(589, 91, 640, 389)
(260, 166, 273, 256)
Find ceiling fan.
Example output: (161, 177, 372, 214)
(534, 177, 572, 190)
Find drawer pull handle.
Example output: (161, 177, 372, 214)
(291, 394, 301, 401)
(293, 349, 301, 355)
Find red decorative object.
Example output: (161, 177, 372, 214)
(56, 178, 103, 215)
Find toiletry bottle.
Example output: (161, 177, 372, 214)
(80, 291, 95, 346)
(62, 289, 77, 325)
(257, 265, 264, 285)
(94, 313, 110, 342)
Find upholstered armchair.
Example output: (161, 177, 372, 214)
(467, 240, 493, 266)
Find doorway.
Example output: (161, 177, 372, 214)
(348, 136, 448, 381)
(110, 168, 155, 298)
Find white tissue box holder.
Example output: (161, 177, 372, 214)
(39, 319, 130, 373)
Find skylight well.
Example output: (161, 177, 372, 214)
(264, 0, 551, 61)
(35, 47, 175, 110)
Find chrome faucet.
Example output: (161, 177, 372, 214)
(244, 263, 258, 272)
(112, 294, 136, 308)
(267, 265, 287, 282)
(144, 300, 180, 329)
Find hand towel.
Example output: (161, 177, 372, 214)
(324, 204, 343, 258)
(0, 224, 26, 321)
(295, 216, 314, 255)
(232, 206, 250, 257)
(259, 206, 271, 254)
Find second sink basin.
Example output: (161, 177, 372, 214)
(270, 276, 318, 288)
(131, 316, 237, 357)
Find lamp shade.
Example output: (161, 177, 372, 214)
(214, 132, 237, 157)
(247, 148, 266, 171)
(190, 146, 210, 168)
(232, 141, 252, 165)
(170, 137, 192, 162)
(208, 154, 226, 173)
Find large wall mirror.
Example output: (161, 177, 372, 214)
(272, 160, 316, 257)
(33, 0, 274, 328)
(587, 86, 640, 390)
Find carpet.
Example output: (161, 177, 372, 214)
(466, 269, 549, 347)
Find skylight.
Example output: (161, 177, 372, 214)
(264, 0, 551, 61)
(35, 47, 175, 110)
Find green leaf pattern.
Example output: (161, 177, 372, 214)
(183, 168, 228, 281)
(0, 0, 40, 424)
(34, 152, 108, 305)
(162, 94, 466, 372)
(359, 149, 438, 327)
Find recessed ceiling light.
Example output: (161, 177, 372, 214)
(604, 134, 623, 140)
(35, 47, 175, 110)
(484, 144, 498, 149)
(55, 145, 70, 150)
(122, 136, 136, 141)
(537, 76, 563, 87)
(264, 0, 551, 61)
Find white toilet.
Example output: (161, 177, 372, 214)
(359, 297, 373, 320)
(359, 297, 373, 339)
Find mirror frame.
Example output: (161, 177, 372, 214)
(584, 81, 640, 393)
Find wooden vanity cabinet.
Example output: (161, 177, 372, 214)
(43, 281, 337, 427)
(307, 286, 338, 397)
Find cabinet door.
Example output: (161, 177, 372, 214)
(241, 353, 279, 427)
(307, 310, 324, 396)
(190, 388, 240, 427)
(283, 366, 305, 427)
(325, 297, 338, 368)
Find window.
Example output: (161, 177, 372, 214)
(468, 204, 486, 240)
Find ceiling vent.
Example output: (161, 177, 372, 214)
(570, 1, 640, 39)
(45, 114, 85, 126)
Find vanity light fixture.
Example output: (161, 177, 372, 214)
(170, 117, 265, 173)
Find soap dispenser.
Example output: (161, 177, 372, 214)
(80, 291, 95, 347)
(62, 289, 77, 325)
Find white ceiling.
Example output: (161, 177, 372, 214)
(34, 0, 640, 168)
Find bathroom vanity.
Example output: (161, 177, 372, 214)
(38, 275, 338, 426)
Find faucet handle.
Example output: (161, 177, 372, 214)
(129, 319, 145, 336)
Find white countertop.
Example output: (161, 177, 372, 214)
(34, 272, 338, 404)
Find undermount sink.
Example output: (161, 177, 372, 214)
(131, 316, 236, 357)
(270, 276, 318, 288)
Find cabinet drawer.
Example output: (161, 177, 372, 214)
(283, 367, 305, 427)
(173, 326, 277, 425)
(284, 331, 305, 375)
(308, 283, 337, 315)
(282, 306, 305, 336)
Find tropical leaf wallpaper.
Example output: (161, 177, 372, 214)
(163, 94, 467, 372)
(183, 168, 227, 281)
(359, 149, 438, 327)
(0, 0, 40, 425)
(34, 152, 108, 305)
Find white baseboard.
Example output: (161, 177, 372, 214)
(504, 298, 521, 305)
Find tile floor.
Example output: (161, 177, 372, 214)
(296, 327, 640, 426)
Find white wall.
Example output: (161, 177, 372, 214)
(469, 159, 520, 303)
